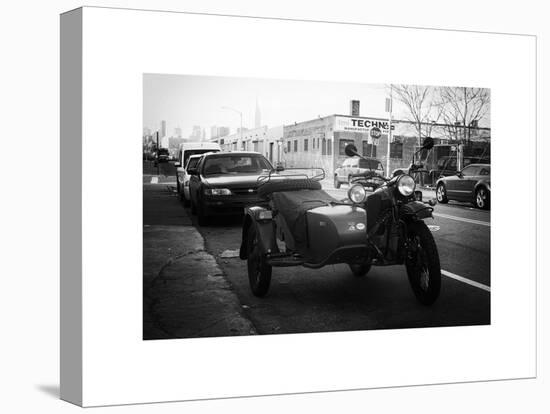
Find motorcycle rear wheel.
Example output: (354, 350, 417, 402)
(405, 221, 441, 305)
(247, 225, 272, 297)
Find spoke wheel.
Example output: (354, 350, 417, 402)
(436, 184, 448, 203)
(405, 221, 441, 305)
(247, 225, 272, 297)
(475, 187, 490, 210)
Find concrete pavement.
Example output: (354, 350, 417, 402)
(143, 184, 256, 339)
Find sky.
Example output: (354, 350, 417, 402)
(143, 74, 489, 139)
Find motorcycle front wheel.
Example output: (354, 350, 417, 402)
(405, 221, 441, 305)
(247, 225, 272, 297)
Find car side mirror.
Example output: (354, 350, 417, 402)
(187, 167, 198, 176)
(174, 162, 181, 168)
(275, 165, 284, 172)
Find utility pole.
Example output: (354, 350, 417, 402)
(386, 84, 393, 176)
(156, 131, 160, 176)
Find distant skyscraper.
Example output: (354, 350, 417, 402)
(255, 98, 261, 128)
(174, 127, 182, 138)
(218, 126, 230, 137)
(190, 125, 202, 141)
(210, 126, 219, 139)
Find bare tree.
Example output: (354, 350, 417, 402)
(438, 87, 490, 142)
(392, 85, 442, 146)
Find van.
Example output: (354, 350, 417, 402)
(175, 142, 221, 201)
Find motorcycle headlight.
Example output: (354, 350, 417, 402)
(397, 174, 416, 196)
(204, 188, 232, 196)
(348, 184, 367, 204)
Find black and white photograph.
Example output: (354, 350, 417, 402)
(142, 74, 491, 340)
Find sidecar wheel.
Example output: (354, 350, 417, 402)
(349, 263, 371, 277)
(405, 221, 441, 305)
(247, 225, 272, 297)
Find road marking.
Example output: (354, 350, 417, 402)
(442, 269, 491, 292)
(434, 212, 490, 227)
(151, 176, 158, 184)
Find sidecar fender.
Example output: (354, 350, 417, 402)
(240, 206, 277, 259)
(399, 201, 434, 221)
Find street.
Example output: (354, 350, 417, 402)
(143, 173, 490, 339)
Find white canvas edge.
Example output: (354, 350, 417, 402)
(61, 6, 536, 407)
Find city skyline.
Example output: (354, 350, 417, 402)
(143, 74, 490, 140)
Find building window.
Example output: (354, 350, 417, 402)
(294, 140, 298, 152)
(322, 138, 327, 155)
(253, 142, 259, 152)
(287, 141, 291, 153)
(312, 138, 316, 149)
(362, 141, 377, 157)
(390, 142, 403, 159)
(304, 138, 309, 151)
(327, 139, 332, 156)
(339, 139, 355, 155)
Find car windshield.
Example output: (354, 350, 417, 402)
(203, 155, 273, 176)
(359, 158, 383, 170)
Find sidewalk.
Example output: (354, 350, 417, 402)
(142, 186, 256, 339)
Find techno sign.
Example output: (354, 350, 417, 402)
(334, 116, 395, 133)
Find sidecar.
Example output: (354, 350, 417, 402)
(239, 170, 370, 296)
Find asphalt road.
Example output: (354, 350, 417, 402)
(143, 178, 490, 337)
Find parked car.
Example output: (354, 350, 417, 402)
(334, 156, 385, 189)
(429, 155, 490, 181)
(435, 163, 490, 209)
(154, 148, 170, 166)
(175, 142, 221, 196)
(177, 153, 205, 206)
(188, 152, 275, 225)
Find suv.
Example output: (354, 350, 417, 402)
(334, 156, 384, 189)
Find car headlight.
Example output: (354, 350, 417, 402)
(204, 188, 232, 196)
(348, 184, 367, 204)
(397, 174, 415, 196)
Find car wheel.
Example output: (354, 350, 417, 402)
(334, 175, 341, 189)
(349, 263, 371, 277)
(436, 183, 448, 203)
(197, 199, 209, 226)
(475, 187, 490, 210)
(190, 195, 197, 215)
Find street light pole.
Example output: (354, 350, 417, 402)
(386, 84, 393, 176)
(221, 106, 243, 151)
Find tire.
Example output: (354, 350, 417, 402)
(190, 195, 197, 215)
(349, 263, 371, 277)
(257, 178, 321, 198)
(474, 187, 490, 210)
(197, 199, 209, 226)
(405, 221, 441, 306)
(436, 183, 448, 204)
(247, 225, 272, 297)
(334, 175, 341, 189)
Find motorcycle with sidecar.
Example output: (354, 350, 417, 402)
(239, 137, 442, 305)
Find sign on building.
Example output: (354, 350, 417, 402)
(334, 116, 395, 133)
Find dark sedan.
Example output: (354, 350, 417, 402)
(435, 163, 490, 209)
(188, 152, 274, 225)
